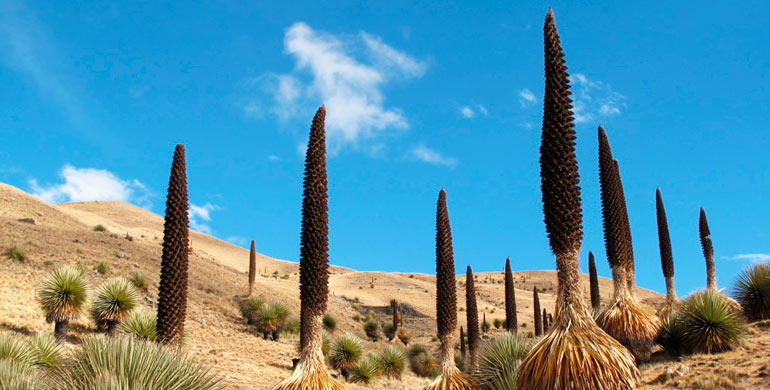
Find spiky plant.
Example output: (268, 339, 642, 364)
(408, 344, 439, 378)
(732, 263, 770, 321)
(481, 313, 490, 334)
(459, 327, 466, 359)
(0, 360, 49, 390)
(656, 312, 686, 357)
(454, 351, 466, 373)
(504, 258, 517, 333)
(329, 333, 362, 380)
(349, 354, 380, 384)
(273, 106, 343, 390)
(364, 319, 379, 341)
(465, 265, 480, 371)
(90, 278, 139, 335)
(323, 314, 337, 333)
(397, 329, 410, 346)
(699, 208, 717, 291)
(156, 144, 190, 346)
(54, 335, 223, 390)
(255, 302, 289, 340)
(25, 334, 63, 370)
(475, 333, 532, 390)
(679, 290, 744, 353)
(588, 252, 600, 311)
(249, 240, 257, 297)
(595, 126, 661, 362)
(382, 321, 397, 341)
(425, 189, 475, 390)
(0, 333, 33, 365)
(240, 295, 265, 324)
(391, 299, 400, 334)
(516, 10, 640, 390)
(38, 266, 90, 341)
(656, 188, 679, 316)
(131, 272, 148, 290)
(377, 345, 406, 380)
(533, 289, 542, 336)
(119, 311, 158, 342)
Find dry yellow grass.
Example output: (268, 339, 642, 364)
(3, 182, 768, 389)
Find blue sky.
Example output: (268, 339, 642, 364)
(1, 1, 768, 297)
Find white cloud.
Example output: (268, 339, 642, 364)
(569, 73, 626, 124)
(724, 253, 770, 264)
(225, 236, 249, 247)
(252, 22, 427, 147)
(30, 165, 150, 207)
(267, 155, 281, 161)
(460, 106, 475, 118)
(459, 105, 488, 119)
(189, 202, 220, 235)
(518, 88, 537, 107)
(411, 146, 458, 167)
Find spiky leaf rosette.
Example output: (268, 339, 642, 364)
(598, 127, 636, 291)
(732, 263, 770, 321)
(588, 251, 600, 311)
(533, 288, 542, 336)
(156, 144, 190, 345)
(274, 106, 343, 390)
(517, 10, 640, 390)
(90, 278, 139, 334)
(39, 266, 90, 324)
(249, 240, 257, 297)
(465, 266, 480, 371)
(425, 189, 475, 390)
(699, 208, 717, 291)
(504, 258, 518, 333)
(679, 289, 744, 353)
(476, 333, 532, 390)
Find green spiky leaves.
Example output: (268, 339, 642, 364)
(732, 263, 770, 321)
(157, 144, 190, 345)
(679, 290, 744, 353)
(39, 266, 90, 327)
(90, 278, 139, 333)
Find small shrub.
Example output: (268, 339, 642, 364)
(39, 266, 90, 340)
(95, 262, 109, 275)
(408, 344, 438, 378)
(493, 318, 503, 329)
(329, 333, 363, 380)
(732, 262, 770, 321)
(323, 314, 337, 333)
(657, 312, 686, 357)
(93, 224, 107, 232)
(5, 245, 28, 262)
(119, 311, 157, 342)
(382, 321, 396, 341)
(397, 329, 410, 346)
(349, 354, 380, 384)
(253, 302, 289, 340)
(476, 333, 532, 390)
(239, 296, 265, 324)
(131, 272, 148, 290)
(364, 319, 379, 341)
(54, 336, 223, 390)
(90, 278, 139, 334)
(680, 290, 745, 353)
(352, 314, 362, 322)
(377, 345, 406, 379)
(284, 318, 300, 334)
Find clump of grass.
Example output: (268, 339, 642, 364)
(329, 333, 362, 380)
(0, 360, 49, 390)
(397, 329, 410, 346)
(493, 318, 503, 329)
(364, 318, 379, 341)
(253, 302, 289, 340)
(93, 224, 107, 232)
(377, 345, 406, 379)
(26, 334, 63, 370)
(0, 333, 33, 365)
(131, 272, 148, 290)
(732, 263, 770, 321)
(408, 344, 438, 378)
(657, 312, 686, 357)
(94, 262, 109, 275)
(349, 354, 380, 384)
(679, 290, 745, 353)
(475, 333, 532, 390)
(239, 296, 265, 325)
(119, 311, 157, 342)
(5, 245, 28, 262)
(323, 314, 337, 333)
(382, 321, 396, 341)
(54, 335, 223, 390)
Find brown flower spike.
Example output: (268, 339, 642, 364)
(589, 251, 601, 311)
(465, 265, 480, 371)
(517, 10, 639, 390)
(656, 189, 678, 309)
(504, 257, 518, 333)
(533, 288, 542, 336)
(156, 144, 190, 345)
(273, 106, 343, 390)
(249, 240, 257, 297)
(699, 207, 717, 291)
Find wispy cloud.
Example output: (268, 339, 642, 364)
(189, 203, 220, 235)
(458, 105, 488, 119)
(250, 22, 427, 149)
(569, 73, 626, 124)
(723, 253, 770, 264)
(518, 88, 537, 107)
(411, 146, 458, 167)
(225, 236, 249, 247)
(30, 165, 151, 208)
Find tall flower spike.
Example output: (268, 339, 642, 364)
(156, 144, 190, 345)
(249, 240, 257, 297)
(504, 257, 518, 333)
(589, 251, 601, 311)
(274, 106, 343, 390)
(517, 10, 639, 390)
(656, 189, 677, 304)
(699, 207, 717, 291)
(533, 288, 542, 336)
(542, 308, 549, 332)
(465, 265, 480, 371)
(425, 189, 475, 390)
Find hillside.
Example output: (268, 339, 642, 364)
(2, 181, 767, 389)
